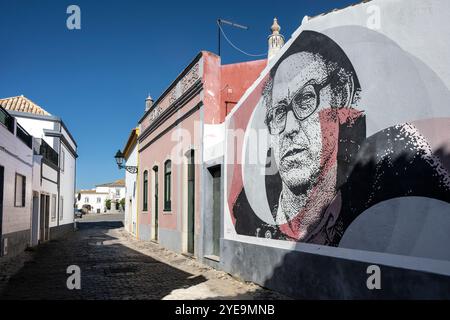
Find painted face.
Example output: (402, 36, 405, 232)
(269, 52, 336, 194)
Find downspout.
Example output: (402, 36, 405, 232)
(136, 128, 140, 240)
(57, 123, 62, 229)
(73, 145, 77, 230)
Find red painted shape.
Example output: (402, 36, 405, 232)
(226, 75, 269, 224)
(202, 52, 266, 124)
(221, 59, 267, 118)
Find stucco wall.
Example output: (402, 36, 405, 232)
(138, 90, 203, 252)
(15, 116, 56, 150)
(223, 0, 450, 298)
(77, 192, 109, 212)
(0, 121, 33, 256)
(125, 145, 138, 234)
(59, 142, 76, 226)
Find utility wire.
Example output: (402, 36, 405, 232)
(217, 21, 266, 58)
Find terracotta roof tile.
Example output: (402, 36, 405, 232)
(0, 95, 51, 116)
(77, 190, 109, 194)
(95, 179, 125, 187)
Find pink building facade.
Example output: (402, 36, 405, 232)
(137, 51, 265, 262)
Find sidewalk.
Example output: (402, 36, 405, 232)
(0, 220, 288, 300)
(111, 227, 288, 300)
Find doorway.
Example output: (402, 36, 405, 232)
(39, 194, 50, 242)
(153, 166, 159, 241)
(209, 166, 221, 257)
(31, 191, 39, 246)
(187, 150, 195, 254)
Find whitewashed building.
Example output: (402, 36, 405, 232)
(0, 95, 78, 241)
(76, 189, 109, 213)
(0, 106, 33, 257)
(119, 128, 139, 235)
(76, 179, 125, 214)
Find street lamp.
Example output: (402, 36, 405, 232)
(114, 149, 138, 174)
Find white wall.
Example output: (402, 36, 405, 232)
(0, 123, 33, 235)
(41, 162, 58, 228)
(59, 142, 76, 225)
(61, 125, 77, 152)
(15, 115, 77, 228)
(95, 186, 125, 203)
(15, 117, 55, 149)
(76, 182, 125, 214)
(224, 0, 450, 261)
(77, 192, 108, 213)
(125, 145, 138, 234)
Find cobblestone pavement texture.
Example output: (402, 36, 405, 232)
(0, 213, 288, 300)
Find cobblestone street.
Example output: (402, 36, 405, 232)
(0, 214, 286, 300)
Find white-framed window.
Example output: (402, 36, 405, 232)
(51, 194, 57, 221)
(59, 196, 64, 221)
(116, 188, 120, 196)
(60, 149, 65, 172)
(14, 173, 26, 207)
(97, 197, 101, 203)
(84, 197, 89, 203)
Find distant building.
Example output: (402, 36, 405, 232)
(76, 179, 125, 213)
(76, 189, 109, 213)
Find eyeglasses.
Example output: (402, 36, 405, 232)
(265, 77, 331, 135)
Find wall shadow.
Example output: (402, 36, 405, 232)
(258, 144, 450, 299)
(0, 218, 207, 300)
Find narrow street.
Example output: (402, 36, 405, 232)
(0, 214, 285, 300)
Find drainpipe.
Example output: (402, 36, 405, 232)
(136, 128, 140, 240)
(57, 124, 62, 230)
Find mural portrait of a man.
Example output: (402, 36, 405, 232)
(263, 31, 363, 242)
(231, 30, 450, 248)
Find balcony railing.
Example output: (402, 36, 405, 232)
(16, 123, 33, 148)
(0, 105, 14, 133)
(0, 105, 32, 149)
(38, 139, 59, 167)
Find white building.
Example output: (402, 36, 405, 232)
(76, 189, 109, 213)
(0, 106, 33, 257)
(31, 137, 59, 245)
(119, 127, 139, 235)
(0, 95, 78, 241)
(76, 179, 125, 214)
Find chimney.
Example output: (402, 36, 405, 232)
(145, 94, 153, 112)
(268, 18, 285, 61)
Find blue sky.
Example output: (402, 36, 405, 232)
(0, 0, 357, 190)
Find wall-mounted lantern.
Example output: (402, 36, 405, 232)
(114, 150, 138, 174)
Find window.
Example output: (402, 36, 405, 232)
(14, 173, 26, 207)
(97, 197, 101, 203)
(164, 160, 171, 211)
(143, 170, 148, 211)
(59, 196, 64, 220)
(84, 197, 89, 203)
(116, 188, 120, 196)
(60, 149, 65, 172)
(133, 181, 136, 198)
(51, 194, 57, 221)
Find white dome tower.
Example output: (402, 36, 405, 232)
(145, 94, 153, 112)
(268, 18, 285, 61)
